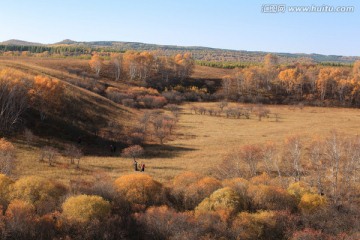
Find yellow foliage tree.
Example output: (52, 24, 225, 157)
(0, 174, 13, 205)
(114, 174, 163, 205)
(62, 194, 110, 223)
(10, 176, 67, 213)
(298, 193, 327, 213)
(287, 181, 316, 203)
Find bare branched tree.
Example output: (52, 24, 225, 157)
(0, 138, 16, 175)
(283, 135, 302, 182)
(0, 75, 28, 135)
(64, 145, 83, 167)
(40, 146, 59, 166)
(324, 131, 344, 203)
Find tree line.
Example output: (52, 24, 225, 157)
(89, 51, 195, 90)
(222, 54, 360, 107)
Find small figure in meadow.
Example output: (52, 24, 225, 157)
(134, 160, 138, 171)
(110, 144, 114, 153)
(140, 162, 145, 172)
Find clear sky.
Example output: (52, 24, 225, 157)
(1, 0, 359, 56)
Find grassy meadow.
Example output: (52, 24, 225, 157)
(12, 102, 360, 183)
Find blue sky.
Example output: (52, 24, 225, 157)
(0, 0, 359, 56)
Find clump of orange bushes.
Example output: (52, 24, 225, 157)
(0, 170, 357, 239)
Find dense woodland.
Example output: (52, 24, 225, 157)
(0, 49, 359, 239)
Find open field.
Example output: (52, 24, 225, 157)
(12, 102, 360, 183)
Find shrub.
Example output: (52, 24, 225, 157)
(129, 87, 159, 96)
(10, 176, 67, 214)
(170, 172, 203, 209)
(287, 181, 316, 203)
(134, 205, 196, 239)
(195, 187, 246, 216)
(138, 95, 167, 108)
(105, 87, 122, 103)
(162, 90, 184, 103)
(114, 174, 163, 206)
(247, 184, 297, 211)
(222, 178, 249, 199)
(183, 177, 223, 210)
(290, 228, 327, 240)
(62, 194, 111, 223)
(231, 210, 281, 240)
(122, 98, 136, 108)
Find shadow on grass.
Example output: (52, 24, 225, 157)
(19, 106, 128, 157)
(143, 144, 197, 159)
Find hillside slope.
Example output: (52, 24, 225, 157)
(0, 59, 136, 151)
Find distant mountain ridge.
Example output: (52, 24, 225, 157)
(1, 39, 44, 46)
(1, 39, 359, 63)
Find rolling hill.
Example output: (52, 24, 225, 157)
(1, 39, 359, 64)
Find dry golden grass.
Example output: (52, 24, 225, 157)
(191, 65, 233, 79)
(2, 57, 359, 183)
(12, 103, 360, 184)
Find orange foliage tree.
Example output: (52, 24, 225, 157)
(89, 53, 103, 77)
(0, 69, 29, 135)
(0, 138, 16, 175)
(5, 199, 36, 238)
(29, 76, 64, 121)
